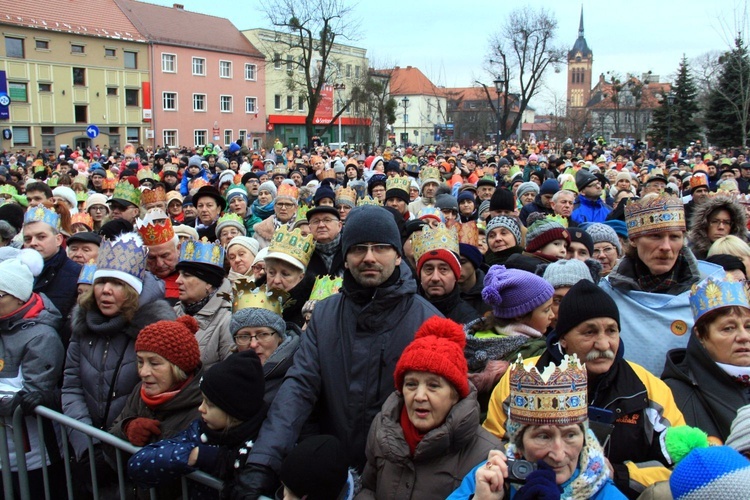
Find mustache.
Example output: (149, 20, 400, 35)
(586, 349, 615, 362)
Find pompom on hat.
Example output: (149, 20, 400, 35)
(0, 248, 44, 302)
(135, 316, 201, 374)
(482, 265, 553, 319)
(394, 316, 469, 399)
(670, 446, 750, 500)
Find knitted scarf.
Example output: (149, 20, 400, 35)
(182, 289, 216, 316)
(399, 404, 425, 456)
(251, 198, 275, 220)
(484, 245, 524, 267)
(315, 234, 341, 273)
(139, 375, 194, 409)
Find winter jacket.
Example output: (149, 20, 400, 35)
(243, 213, 262, 238)
(571, 195, 612, 224)
(519, 196, 554, 226)
(687, 194, 748, 260)
(356, 388, 500, 500)
(179, 166, 210, 196)
(306, 238, 346, 279)
(62, 273, 175, 459)
(661, 334, 750, 442)
(175, 278, 234, 372)
(242, 262, 442, 474)
(33, 247, 82, 345)
(600, 252, 724, 375)
(196, 219, 218, 243)
(0, 294, 65, 471)
(420, 285, 479, 325)
(484, 340, 686, 499)
(460, 268, 492, 317)
(262, 324, 301, 407)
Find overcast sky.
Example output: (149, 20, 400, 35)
(151, 0, 742, 112)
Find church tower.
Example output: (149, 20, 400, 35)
(567, 7, 593, 109)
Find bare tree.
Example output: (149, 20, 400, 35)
(485, 6, 565, 141)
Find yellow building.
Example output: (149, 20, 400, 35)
(0, 1, 150, 153)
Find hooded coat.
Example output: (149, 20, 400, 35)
(687, 195, 748, 260)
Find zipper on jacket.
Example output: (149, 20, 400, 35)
(376, 340, 386, 401)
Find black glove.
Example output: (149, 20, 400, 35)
(513, 461, 562, 500)
(230, 463, 278, 500)
(18, 390, 60, 415)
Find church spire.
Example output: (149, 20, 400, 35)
(578, 6, 584, 38)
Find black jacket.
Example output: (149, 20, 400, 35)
(421, 285, 479, 325)
(662, 334, 750, 442)
(519, 196, 554, 226)
(461, 268, 491, 316)
(34, 247, 82, 345)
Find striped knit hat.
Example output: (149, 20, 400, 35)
(670, 446, 750, 500)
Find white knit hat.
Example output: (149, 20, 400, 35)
(0, 248, 44, 301)
(227, 236, 260, 257)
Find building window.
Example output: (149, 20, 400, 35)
(12, 127, 30, 145)
(125, 89, 139, 106)
(355, 65, 360, 78)
(245, 63, 257, 81)
(5, 37, 24, 58)
(8, 82, 27, 102)
(73, 67, 86, 86)
(127, 127, 139, 143)
(298, 96, 304, 112)
(355, 101, 360, 113)
(105, 48, 116, 57)
(41, 126, 54, 134)
(286, 95, 293, 111)
(35, 39, 49, 50)
(106, 87, 117, 96)
(239, 130, 247, 143)
(38, 83, 52, 92)
(163, 130, 177, 148)
(194, 130, 207, 146)
(224, 130, 232, 145)
(220, 95, 232, 112)
(274, 53, 281, 69)
(71, 44, 85, 54)
(192, 57, 205, 76)
(286, 55, 293, 72)
(124, 51, 137, 69)
(346, 64, 352, 78)
(74, 105, 87, 123)
(161, 53, 176, 73)
(162, 92, 177, 111)
(274, 94, 281, 110)
(193, 94, 206, 112)
(245, 97, 257, 113)
(220, 60, 232, 78)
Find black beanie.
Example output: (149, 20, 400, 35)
(175, 261, 225, 288)
(200, 350, 265, 421)
(341, 205, 402, 256)
(241, 172, 258, 185)
(568, 228, 594, 255)
(280, 435, 348, 500)
(385, 188, 409, 204)
(706, 254, 748, 278)
(489, 187, 515, 213)
(0, 202, 25, 233)
(313, 184, 336, 206)
(556, 280, 620, 338)
(98, 219, 134, 241)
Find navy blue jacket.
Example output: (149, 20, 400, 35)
(34, 247, 81, 344)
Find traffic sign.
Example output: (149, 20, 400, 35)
(86, 125, 99, 139)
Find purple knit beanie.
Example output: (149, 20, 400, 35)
(482, 264, 554, 319)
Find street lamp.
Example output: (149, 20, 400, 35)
(493, 78, 505, 153)
(401, 97, 409, 146)
(333, 83, 346, 146)
(666, 91, 676, 150)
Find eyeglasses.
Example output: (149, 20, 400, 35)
(234, 331, 276, 345)
(593, 246, 617, 256)
(348, 243, 394, 257)
(89, 206, 107, 212)
(309, 218, 338, 227)
(252, 264, 265, 272)
(276, 202, 296, 209)
(709, 219, 732, 227)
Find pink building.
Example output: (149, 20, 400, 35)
(116, 0, 266, 150)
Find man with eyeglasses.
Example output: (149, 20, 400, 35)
(305, 206, 345, 278)
(235, 205, 441, 498)
(571, 168, 611, 224)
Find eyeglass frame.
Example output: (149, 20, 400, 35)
(348, 243, 395, 257)
(233, 330, 277, 345)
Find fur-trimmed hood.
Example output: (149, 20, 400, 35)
(688, 195, 748, 259)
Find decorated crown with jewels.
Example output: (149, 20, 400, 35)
(24, 205, 61, 229)
(78, 260, 97, 285)
(412, 223, 459, 263)
(458, 221, 479, 247)
(419, 166, 441, 185)
(509, 354, 588, 426)
(232, 279, 290, 314)
(179, 237, 225, 268)
(335, 186, 357, 205)
(690, 276, 750, 324)
(267, 226, 315, 268)
(95, 232, 147, 293)
(625, 193, 685, 239)
(386, 176, 411, 193)
(112, 180, 141, 206)
(356, 196, 382, 207)
(136, 210, 175, 247)
(308, 275, 343, 302)
(141, 186, 166, 205)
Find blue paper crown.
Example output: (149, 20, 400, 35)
(78, 261, 97, 285)
(179, 237, 225, 268)
(23, 206, 61, 230)
(94, 233, 147, 293)
(690, 276, 750, 323)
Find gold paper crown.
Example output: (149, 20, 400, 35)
(136, 210, 175, 247)
(112, 180, 141, 206)
(509, 354, 588, 426)
(411, 223, 460, 263)
(356, 196, 382, 206)
(232, 279, 290, 314)
(295, 204, 310, 221)
(137, 169, 157, 182)
(458, 221, 479, 246)
(141, 186, 166, 205)
(272, 165, 289, 176)
(625, 193, 685, 239)
(308, 275, 343, 301)
(386, 176, 411, 193)
(335, 186, 357, 206)
(102, 178, 117, 190)
(419, 166, 441, 184)
(267, 226, 315, 269)
(277, 183, 299, 201)
(71, 212, 94, 229)
(179, 237, 225, 267)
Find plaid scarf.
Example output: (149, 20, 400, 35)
(634, 252, 693, 294)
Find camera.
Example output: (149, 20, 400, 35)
(506, 458, 537, 484)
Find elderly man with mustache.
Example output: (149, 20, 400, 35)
(483, 279, 685, 499)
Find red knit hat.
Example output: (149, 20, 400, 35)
(394, 316, 469, 398)
(416, 249, 462, 279)
(135, 316, 201, 374)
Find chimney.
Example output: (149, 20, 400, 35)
(173, 3, 184, 9)
(407, 65, 412, 69)
(599, 73, 605, 85)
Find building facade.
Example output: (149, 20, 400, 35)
(567, 8, 593, 110)
(388, 66, 447, 146)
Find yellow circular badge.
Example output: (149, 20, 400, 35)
(0, 359, 4, 372)
(671, 320, 688, 336)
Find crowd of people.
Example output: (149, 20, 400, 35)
(2, 138, 750, 499)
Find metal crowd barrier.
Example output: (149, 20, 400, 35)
(0, 405, 224, 500)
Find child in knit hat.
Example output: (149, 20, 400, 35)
(524, 213, 570, 262)
(538, 258, 601, 330)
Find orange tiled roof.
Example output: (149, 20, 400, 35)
(115, 0, 263, 57)
(1, 0, 146, 42)
(386, 66, 443, 96)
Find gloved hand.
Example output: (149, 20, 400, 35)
(230, 463, 279, 500)
(17, 389, 60, 415)
(124, 418, 161, 446)
(513, 461, 561, 500)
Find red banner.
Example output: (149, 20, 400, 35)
(313, 84, 333, 124)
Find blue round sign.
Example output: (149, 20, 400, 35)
(86, 124, 99, 139)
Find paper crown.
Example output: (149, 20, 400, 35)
(736, 193, 750, 206)
(71, 212, 94, 229)
(24, 205, 61, 229)
(625, 194, 685, 239)
(112, 180, 141, 206)
(95, 232, 147, 294)
(356, 196, 381, 207)
(190, 178, 211, 191)
(386, 176, 411, 193)
(689, 173, 709, 190)
(335, 186, 357, 205)
(75, 191, 88, 203)
(509, 354, 588, 426)
(179, 237, 225, 268)
(136, 210, 175, 247)
(78, 260, 97, 285)
(141, 186, 166, 205)
(458, 221, 479, 246)
(232, 279, 290, 314)
(317, 168, 336, 180)
(412, 223, 459, 263)
(419, 166, 441, 185)
(216, 212, 244, 231)
(102, 178, 117, 190)
(162, 164, 179, 174)
(267, 226, 315, 270)
(272, 165, 289, 176)
(348, 180, 367, 199)
(47, 177, 59, 187)
(417, 207, 445, 222)
(277, 183, 299, 201)
(295, 204, 310, 221)
(308, 275, 343, 302)
(690, 276, 750, 324)
(546, 214, 569, 228)
(137, 169, 157, 182)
